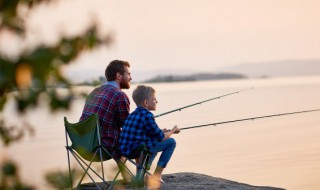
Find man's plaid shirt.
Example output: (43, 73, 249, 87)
(80, 82, 130, 159)
(119, 106, 164, 156)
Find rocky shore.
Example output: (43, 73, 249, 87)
(79, 172, 285, 190)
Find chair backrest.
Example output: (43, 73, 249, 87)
(64, 114, 111, 161)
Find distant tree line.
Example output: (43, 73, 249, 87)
(143, 72, 246, 83)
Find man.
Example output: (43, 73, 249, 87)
(80, 60, 132, 181)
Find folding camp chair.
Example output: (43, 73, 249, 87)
(64, 114, 129, 189)
(64, 113, 151, 189)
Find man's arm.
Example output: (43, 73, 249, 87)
(116, 92, 130, 126)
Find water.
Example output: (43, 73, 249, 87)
(1, 76, 320, 189)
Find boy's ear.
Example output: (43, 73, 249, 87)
(143, 99, 148, 107)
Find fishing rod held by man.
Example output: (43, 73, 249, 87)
(180, 108, 320, 131)
(154, 87, 254, 118)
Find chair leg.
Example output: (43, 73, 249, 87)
(70, 150, 102, 190)
(73, 152, 107, 182)
(107, 169, 121, 190)
(98, 148, 106, 184)
(143, 153, 149, 172)
(132, 152, 149, 187)
(66, 148, 73, 190)
(108, 158, 138, 190)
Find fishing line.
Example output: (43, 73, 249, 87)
(180, 109, 320, 131)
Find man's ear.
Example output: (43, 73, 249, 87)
(116, 72, 122, 80)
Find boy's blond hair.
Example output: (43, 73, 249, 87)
(132, 85, 155, 106)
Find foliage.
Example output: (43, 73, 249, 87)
(0, 0, 112, 189)
(45, 169, 81, 190)
(0, 119, 35, 146)
(0, 160, 34, 190)
(0, 0, 112, 146)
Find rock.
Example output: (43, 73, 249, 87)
(160, 173, 284, 190)
(78, 172, 285, 190)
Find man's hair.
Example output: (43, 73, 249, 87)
(105, 60, 130, 81)
(132, 85, 155, 106)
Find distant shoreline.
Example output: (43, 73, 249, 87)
(142, 72, 247, 83)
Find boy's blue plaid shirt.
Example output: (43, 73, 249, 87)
(119, 106, 164, 156)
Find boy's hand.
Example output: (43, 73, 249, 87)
(162, 128, 171, 132)
(172, 125, 180, 134)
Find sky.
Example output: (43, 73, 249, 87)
(2, 0, 320, 82)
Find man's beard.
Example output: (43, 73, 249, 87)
(120, 79, 130, 89)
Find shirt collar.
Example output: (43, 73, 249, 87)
(137, 106, 146, 110)
(105, 81, 120, 89)
(137, 106, 151, 112)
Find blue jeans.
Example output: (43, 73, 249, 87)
(148, 138, 176, 168)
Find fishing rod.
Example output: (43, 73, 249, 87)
(180, 108, 320, 131)
(154, 87, 254, 118)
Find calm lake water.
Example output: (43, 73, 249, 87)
(1, 76, 320, 190)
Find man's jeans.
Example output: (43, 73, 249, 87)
(148, 138, 176, 168)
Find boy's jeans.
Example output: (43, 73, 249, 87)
(148, 138, 176, 168)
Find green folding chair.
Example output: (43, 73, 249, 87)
(64, 113, 153, 189)
(64, 113, 134, 189)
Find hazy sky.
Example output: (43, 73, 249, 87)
(4, 0, 320, 82)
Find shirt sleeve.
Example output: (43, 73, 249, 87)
(116, 92, 130, 126)
(145, 112, 164, 141)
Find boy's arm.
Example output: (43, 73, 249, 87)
(162, 125, 180, 141)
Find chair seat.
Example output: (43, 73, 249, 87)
(66, 145, 113, 162)
(125, 143, 149, 159)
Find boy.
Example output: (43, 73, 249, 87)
(119, 85, 180, 183)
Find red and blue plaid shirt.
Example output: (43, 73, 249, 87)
(80, 82, 130, 159)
